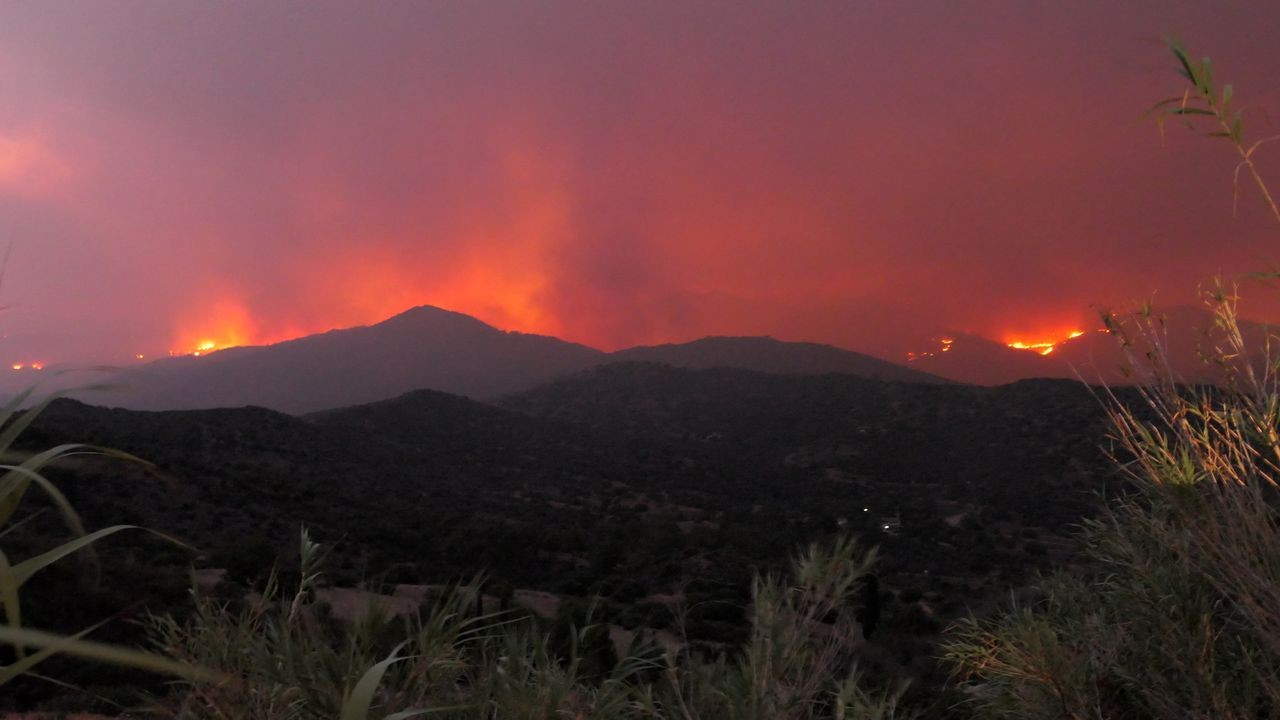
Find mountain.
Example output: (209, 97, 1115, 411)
(607, 336, 950, 384)
(80, 306, 604, 414)
(59, 309, 946, 414)
(10, 304, 1274, 414)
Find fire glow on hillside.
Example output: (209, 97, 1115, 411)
(168, 299, 262, 357)
(906, 337, 954, 362)
(1006, 330, 1085, 356)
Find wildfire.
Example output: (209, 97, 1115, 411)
(1006, 329, 1085, 356)
(907, 337, 956, 362)
(170, 297, 258, 357)
(169, 339, 228, 357)
(10, 362, 45, 371)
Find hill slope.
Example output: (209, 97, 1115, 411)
(608, 336, 949, 384)
(17, 370, 1124, 707)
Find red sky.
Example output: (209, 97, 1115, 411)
(1, 2, 1279, 366)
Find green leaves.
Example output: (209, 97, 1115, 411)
(1151, 39, 1280, 224)
(0, 625, 219, 685)
(340, 643, 412, 720)
(0, 387, 203, 688)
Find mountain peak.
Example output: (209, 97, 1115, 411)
(376, 304, 501, 332)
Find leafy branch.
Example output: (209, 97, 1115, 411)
(1149, 39, 1280, 226)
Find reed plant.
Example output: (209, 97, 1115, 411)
(0, 386, 209, 691)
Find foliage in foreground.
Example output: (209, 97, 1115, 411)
(944, 40, 1280, 720)
(0, 387, 207, 689)
(151, 532, 910, 720)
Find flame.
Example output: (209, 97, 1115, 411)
(170, 297, 259, 357)
(1006, 329, 1086, 356)
(907, 336, 955, 362)
(10, 362, 45, 371)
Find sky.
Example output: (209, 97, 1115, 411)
(1, 1, 1279, 367)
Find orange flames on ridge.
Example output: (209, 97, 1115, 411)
(168, 298, 261, 357)
(906, 337, 954, 362)
(1005, 329, 1085, 356)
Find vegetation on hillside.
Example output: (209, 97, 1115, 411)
(10, 372, 1109, 711)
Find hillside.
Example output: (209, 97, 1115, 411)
(11, 369, 1125, 708)
(906, 333, 1071, 385)
(608, 336, 949, 384)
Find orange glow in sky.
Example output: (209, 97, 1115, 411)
(2, 4, 1279, 368)
(169, 297, 261, 357)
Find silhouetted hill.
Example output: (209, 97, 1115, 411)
(608, 336, 950, 384)
(23, 369, 1122, 598)
(86, 306, 604, 413)
(504, 363, 1114, 527)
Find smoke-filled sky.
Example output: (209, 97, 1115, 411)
(1, 1, 1279, 366)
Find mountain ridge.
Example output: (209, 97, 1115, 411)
(55, 305, 947, 413)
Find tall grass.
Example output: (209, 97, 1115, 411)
(151, 532, 909, 719)
(943, 40, 1280, 720)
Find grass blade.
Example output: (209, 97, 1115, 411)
(341, 642, 409, 720)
